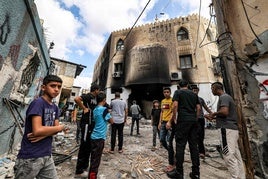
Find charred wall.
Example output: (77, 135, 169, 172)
(125, 44, 170, 86)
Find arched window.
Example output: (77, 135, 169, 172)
(116, 39, 124, 51)
(177, 28, 189, 41)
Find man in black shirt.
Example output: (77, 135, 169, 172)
(74, 84, 100, 178)
(166, 79, 201, 179)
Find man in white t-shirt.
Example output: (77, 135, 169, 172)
(110, 92, 128, 153)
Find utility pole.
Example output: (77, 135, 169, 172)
(212, 0, 268, 179)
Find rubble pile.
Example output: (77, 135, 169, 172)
(0, 122, 78, 179)
(0, 119, 230, 179)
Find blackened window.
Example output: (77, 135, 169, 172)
(114, 63, 123, 72)
(179, 55, 192, 69)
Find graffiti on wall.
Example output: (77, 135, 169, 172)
(0, 14, 10, 45)
(8, 45, 21, 69)
(259, 80, 268, 120)
(1, 13, 21, 69)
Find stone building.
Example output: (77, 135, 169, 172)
(93, 14, 220, 118)
(0, 0, 86, 155)
(50, 57, 86, 111)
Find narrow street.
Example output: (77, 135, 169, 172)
(55, 118, 230, 179)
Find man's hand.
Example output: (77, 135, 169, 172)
(27, 133, 46, 143)
(158, 123, 161, 130)
(83, 108, 90, 114)
(204, 113, 215, 121)
(166, 121, 172, 130)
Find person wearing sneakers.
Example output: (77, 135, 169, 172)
(150, 100, 161, 151)
(89, 92, 113, 179)
(166, 79, 201, 179)
(74, 84, 100, 178)
(205, 82, 245, 179)
(158, 87, 175, 172)
(110, 92, 128, 153)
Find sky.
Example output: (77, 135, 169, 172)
(35, 0, 212, 90)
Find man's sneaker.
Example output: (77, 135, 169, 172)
(166, 169, 183, 179)
(74, 171, 88, 178)
(216, 145, 223, 159)
(189, 172, 200, 179)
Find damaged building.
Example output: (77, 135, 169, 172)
(212, 0, 268, 178)
(0, 0, 86, 156)
(92, 14, 221, 118)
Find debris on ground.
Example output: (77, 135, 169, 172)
(0, 118, 230, 179)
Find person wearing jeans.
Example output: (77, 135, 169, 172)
(158, 87, 173, 150)
(110, 92, 128, 153)
(130, 100, 141, 135)
(151, 100, 161, 150)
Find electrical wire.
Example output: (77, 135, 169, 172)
(161, 0, 172, 13)
(199, 15, 213, 48)
(194, 0, 202, 54)
(240, 0, 262, 44)
(109, 0, 152, 62)
(242, 1, 261, 27)
(199, 3, 217, 48)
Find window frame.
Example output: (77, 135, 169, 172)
(116, 39, 124, 51)
(177, 28, 189, 41)
(179, 55, 193, 69)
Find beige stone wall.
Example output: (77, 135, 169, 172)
(93, 14, 219, 88)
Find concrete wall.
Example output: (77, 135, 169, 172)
(0, 0, 50, 155)
(213, 0, 268, 177)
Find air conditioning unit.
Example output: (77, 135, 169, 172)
(170, 72, 182, 81)
(112, 72, 121, 78)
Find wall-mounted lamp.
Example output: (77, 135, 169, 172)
(48, 41, 55, 54)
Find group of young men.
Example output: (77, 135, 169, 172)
(13, 74, 246, 179)
(156, 80, 245, 179)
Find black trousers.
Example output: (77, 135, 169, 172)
(75, 121, 92, 174)
(89, 139, 105, 175)
(168, 127, 176, 165)
(197, 118, 205, 155)
(175, 121, 200, 176)
(130, 116, 139, 134)
(111, 123, 124, 150)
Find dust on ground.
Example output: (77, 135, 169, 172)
(56, 118, 230, 179)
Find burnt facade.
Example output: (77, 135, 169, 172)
(93, 14, 220, 117)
